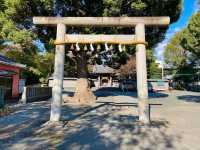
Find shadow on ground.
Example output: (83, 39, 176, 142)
(58, 103, 179, 150)
(62, 87, 169, 100)
(94, 87, 169, 99)
(177, 95, 200, 103)
(0, 102, 50, 149)
(0, 99, 180, 150)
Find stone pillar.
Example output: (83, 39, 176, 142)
(109, 76, 112, 87)
(21, 87, 27, 104)
(135, 23, 149, 124)
(50, 23, 66, 122)
(98, 75, 101, 87)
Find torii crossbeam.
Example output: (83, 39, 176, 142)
(33, 17, 170, 124)
(33, 17, 170, 26)
(54, 34, 147, 45)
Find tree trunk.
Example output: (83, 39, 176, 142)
(73, 51, 96, 105)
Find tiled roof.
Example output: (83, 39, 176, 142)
(0, 54, 26, 68)
(0, 54, 15, 63)
(93, 65, 115, 74)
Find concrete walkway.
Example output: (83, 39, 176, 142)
(0, 90, 199, 150)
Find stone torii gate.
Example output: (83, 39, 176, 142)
(33, 17, 170, 124)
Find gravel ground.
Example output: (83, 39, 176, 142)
(0, 90, 199, 150)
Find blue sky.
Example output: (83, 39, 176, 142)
(155, 0, 198, 62)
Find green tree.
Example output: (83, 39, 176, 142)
(181, 12, 200, 58)
(164, 12, 200, 67)
(164, 12, 200, 89)
(164, 30, 189, 67)
(147, 49, 162, 79)
(0, 0, 182, 87)
(51, 0, 182, 102)
(0, 0, 55, 84)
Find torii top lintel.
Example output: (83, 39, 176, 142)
(33, 17, 170, 26)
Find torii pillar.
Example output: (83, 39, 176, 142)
(33, 17, 170, 124)
(50, 23, 66, 122)
(135, 23, 149, 123)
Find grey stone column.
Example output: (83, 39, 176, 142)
(50, 23, 66, 122)
(21, 87, 27, 104)
(135, 23, 149, 124)
(109, 76, 113, 87)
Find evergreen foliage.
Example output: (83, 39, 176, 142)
(0, 0, 182, 83)
(164, 12, 200, 89)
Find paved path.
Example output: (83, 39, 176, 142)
(0, 90, 199, 150)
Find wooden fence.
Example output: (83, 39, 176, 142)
(21, 86, 52, 104)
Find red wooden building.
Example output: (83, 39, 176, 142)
(0, 54, 26, 99)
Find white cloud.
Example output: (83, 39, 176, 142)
(174, 27, 181, 32)
(154, 39, 168, 61)
(154, 26, 181, 62)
